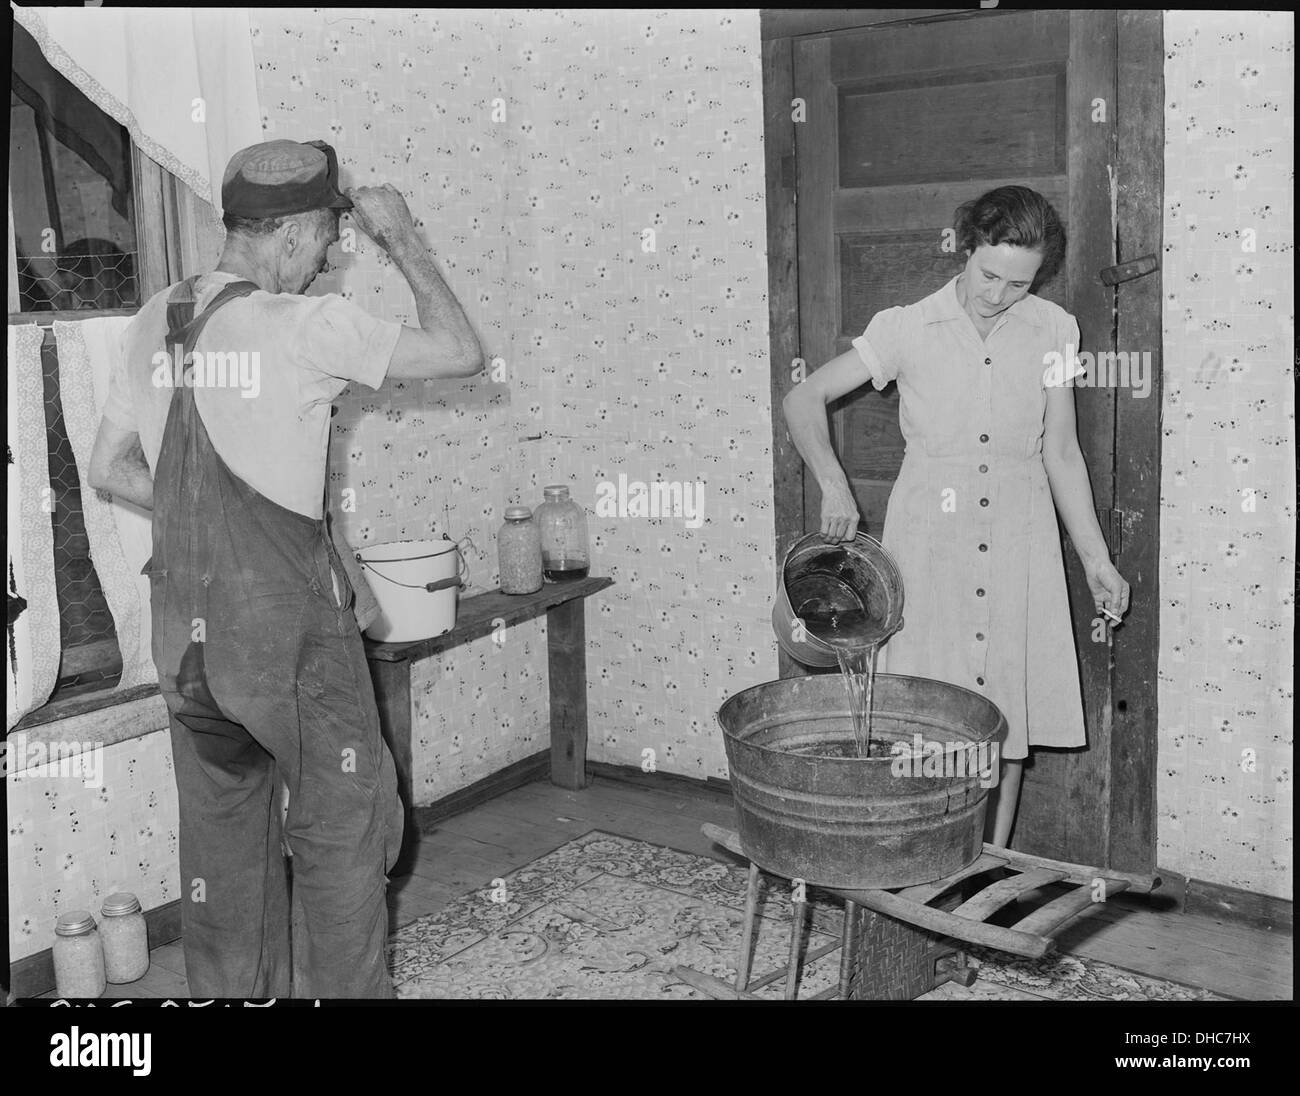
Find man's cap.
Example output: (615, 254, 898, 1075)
(222, 139, 352, 219)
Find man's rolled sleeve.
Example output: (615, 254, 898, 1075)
(296, 294, 403, 390)
(850, 306, 906, 391)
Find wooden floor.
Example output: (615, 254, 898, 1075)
(54, 772, 1293, 1001)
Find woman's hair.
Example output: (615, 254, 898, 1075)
(953, 185, 1066, 288)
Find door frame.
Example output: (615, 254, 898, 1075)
(762, 9, 1163, 873)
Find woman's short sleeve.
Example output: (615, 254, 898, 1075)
(1059, 313, 1088, 385)
(850, 306, 908, 391)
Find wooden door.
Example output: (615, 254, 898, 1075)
(766, 9, 1161, 871)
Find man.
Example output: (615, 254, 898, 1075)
(88, 139, 482, 998)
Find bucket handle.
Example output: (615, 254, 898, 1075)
(355, 537, 471, 593)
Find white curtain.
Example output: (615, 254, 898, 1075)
(12, 6, 263, 210)
(7, 325, 62, 730)
(54, 317, 157, 690)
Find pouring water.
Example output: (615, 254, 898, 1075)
(772, 532, 905, 758)
(832, 642, 877, 759)
(799, 604, 882, 758)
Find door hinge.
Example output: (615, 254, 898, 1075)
(1099, 254, 1159, 287)
(781, 154, 796, 189)
(1097, 507, 1124, 556)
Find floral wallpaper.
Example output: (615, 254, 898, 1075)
(251, 7, 775, 792)
(8, 734, 179, 962)
(1158, 10, 1293, 898)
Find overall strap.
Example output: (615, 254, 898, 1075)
(165, 277, 260, 362)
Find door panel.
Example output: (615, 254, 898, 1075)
(791, 10, 1120, 865)
(837, 67, 1067, 188)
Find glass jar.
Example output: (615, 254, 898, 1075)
(498, 505, 543, 595)
(536, 485, 590, 582)
(100, 892, 150, 983)
(53, 910, 106, 998)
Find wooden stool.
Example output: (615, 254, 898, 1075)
(674, 824, 1159, 1002)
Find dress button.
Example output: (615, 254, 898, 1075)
(980, 433, 989, 443)
(976, 588, 985, 597)
(976, 632, 985, 641)
(976, 676, 985, 686)
(979, 498, 989, 507)
(984, 358, 992, 366)
(979, 464, 988, 473)
(978, 543, 988, 552)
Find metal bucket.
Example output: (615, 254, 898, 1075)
(771, 532, 904, 667)
(718, 674, 1006, 889)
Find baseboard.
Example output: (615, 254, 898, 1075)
(404, 749, 551, 845)
(407, 752, 732, 844)
(585, 759, 735, 802)
(8, 899, 182, 1002)
(1176, 871, 1292, 932)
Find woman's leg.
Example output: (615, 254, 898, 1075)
(987, 759, 1025, 848)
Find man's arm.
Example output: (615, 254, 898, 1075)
(346, 184, 483, 380)
(87, 418, 154, 511)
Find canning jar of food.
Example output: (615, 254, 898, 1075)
(536, 485, 589, 582)
(498, 506, 543, 594)
(53, 910, 106, 998)
(100, 892, 149, 983)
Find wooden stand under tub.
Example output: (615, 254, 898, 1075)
(363, 576, 613, 851)
(675, 823, 1160, 1001)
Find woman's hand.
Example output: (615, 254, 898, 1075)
(1085, 556, 1130, 626)
(820, 481, 861, 543)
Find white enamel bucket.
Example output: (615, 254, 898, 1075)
(355, 538, 468, 643)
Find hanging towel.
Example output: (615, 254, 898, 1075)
(7, 325, 62, 730)
(53, 317, 157, 689)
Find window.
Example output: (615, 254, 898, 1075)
(11, 26, 139, 312)
(8, 21, 221, 706)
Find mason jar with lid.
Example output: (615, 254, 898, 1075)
(100, 892, 150, 983)
(536, 485, 590, 582)
(498, 505, 544, 595)
(53, 910, 106, 998)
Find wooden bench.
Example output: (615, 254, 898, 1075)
(363, 576, 613, 824)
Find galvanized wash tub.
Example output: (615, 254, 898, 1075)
(718, 674, 1007, 890)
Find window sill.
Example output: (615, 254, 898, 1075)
(7, 683, 168, 772)
(8, 307, 139, 325)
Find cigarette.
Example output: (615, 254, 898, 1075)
(1100, 606, 1123, 624)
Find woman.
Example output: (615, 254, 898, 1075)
(783, 185, 1130, 847)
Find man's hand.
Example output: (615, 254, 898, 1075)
(346, 184, 415, 252)
(345, 184, 483, 380)
(88, 419, 154, 511)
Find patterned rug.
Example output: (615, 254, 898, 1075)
(387, 831, 1225, 1001)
